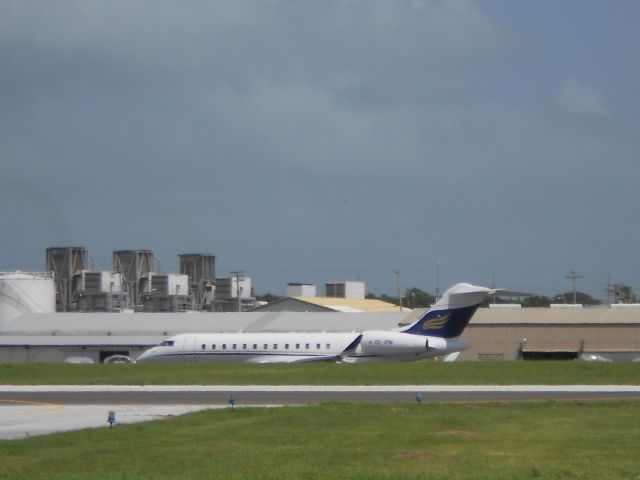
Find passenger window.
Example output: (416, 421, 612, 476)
(296, 343, 300, 349)
(305, 343, 310, 350)
(263, 343, 268, 350)
(253, 344, 257, 350)
(326, 343, 330, 349)
(212, 344, 216, 350)
(201, 344, 206, 350)
(243, 344, 247, 350)
(285, 344, 289, 350)
(273, 344, 278, 350)
(233, 344, 237, 350)
(316, 343, 321, 349)
(223, 344, 227, 350)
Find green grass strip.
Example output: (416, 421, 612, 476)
(1, 402, 639, 479)
(0, 361, 639, 385)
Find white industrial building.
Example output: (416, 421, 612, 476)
(286, 283, 317, 297)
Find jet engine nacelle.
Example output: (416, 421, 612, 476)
(358, 331, 427, 356)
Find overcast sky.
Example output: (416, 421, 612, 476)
(1, 0, 639, 299)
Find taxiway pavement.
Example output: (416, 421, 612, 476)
(1, 385, 638, 439)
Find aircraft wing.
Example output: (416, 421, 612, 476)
(247, 334, 364, 364)
(248, 355, 342, 364)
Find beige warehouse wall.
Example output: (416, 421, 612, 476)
(460, 324, 640, 360)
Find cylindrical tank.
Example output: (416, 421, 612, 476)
(113, 250, 154, 309)
(0, 272, 56, 323)
(179, 254, 215, 309)
(46, 246, 87, 311)
(179, 254, 215, 283)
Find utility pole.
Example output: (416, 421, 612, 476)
(566, 271, 583, 304)
(491, 272, 496, 304)
(231, 271, 244, 312)
(394, 270, 403, 312)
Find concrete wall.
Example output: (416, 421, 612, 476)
(0, 346, 147, 363)
(460, 323, 640, 361)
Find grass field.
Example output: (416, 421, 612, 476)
(1, 401, 639, 479)
(0, 361, 639, 385)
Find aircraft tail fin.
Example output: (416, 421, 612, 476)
(400, 283, 493, 338)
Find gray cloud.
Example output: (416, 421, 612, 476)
(1, 1, 638, 297)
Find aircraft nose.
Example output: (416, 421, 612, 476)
(136, 349, 153, 362)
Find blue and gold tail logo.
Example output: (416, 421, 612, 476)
(421, 313, 450, 331)
(402, 305, 479, 338)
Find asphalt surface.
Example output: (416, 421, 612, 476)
(2, 385, 640, 405)
(1, 385, 639, 439)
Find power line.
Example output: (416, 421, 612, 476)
(565, 271, 583, 304)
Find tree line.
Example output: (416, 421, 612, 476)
(257, 284, 637, 308)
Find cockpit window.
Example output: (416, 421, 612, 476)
(161, 340, 175, 347)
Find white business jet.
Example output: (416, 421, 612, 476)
(136, 283, 492, 363)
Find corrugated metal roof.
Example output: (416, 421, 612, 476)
(0, 311, 407, 337)
(292, 297, 409, 313)
(0, 336, 164, 347)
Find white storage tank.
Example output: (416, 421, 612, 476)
(0, 272, 56, 322)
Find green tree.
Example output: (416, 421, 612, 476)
(404, 287, 436, 308)
(255, 293, 281, 304)
(609, 284, 637, 304)
(521, 295, 552, 308)
(367, 288, 435, 308)
(609, 284, 638, 303)
(366, 293, 399, 305)
(552, 291, 600, 305)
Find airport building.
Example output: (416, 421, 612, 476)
(1, 249, 639, 363)
(462, 306, 640, 361)
(254, 281, 405, 313)
(0, 303, 638, 363)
